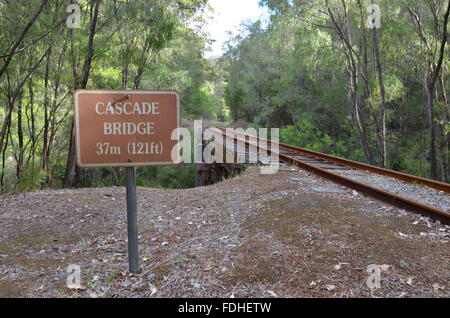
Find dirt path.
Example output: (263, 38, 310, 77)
(0, 166, 448, 297)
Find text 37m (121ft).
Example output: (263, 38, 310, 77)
(95, 142, 163, 156)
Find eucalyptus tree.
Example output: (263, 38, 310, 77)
(63, 0, 208, 187)
(224, 0, 449, 180)
(0, 0, 211, 192)
(0, 0, 68, 190)
(401, 0, 450, 180)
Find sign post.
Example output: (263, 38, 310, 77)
(74, 89, 180, 273)
(125, 167, 139, 272)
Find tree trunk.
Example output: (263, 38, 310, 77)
(26, 77, 37, 183)
(16, 97, 24, 182)
(1, 119, 12, 193)
(64, 120, 77, 187)
(438, 74, 449, 182)
(0, 107, 13, 163)
(425, 78, 438, 179)
(349, 60, 372, 164)
(64, 0, 101, 187)
(42, 48, 51, 172)
(372, 26, 387, 168)
(326, 0, 373, 164)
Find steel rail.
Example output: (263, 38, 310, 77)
(209, 127, 450, 225)
(219, 128, 450, 194)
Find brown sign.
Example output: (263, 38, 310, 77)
(74, 89, 180, 168)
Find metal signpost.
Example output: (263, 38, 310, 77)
(125, 167, 139, 272)
(74, 89, 180, 272)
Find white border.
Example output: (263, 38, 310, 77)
(74, 90, 181, 168)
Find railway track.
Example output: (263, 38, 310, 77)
(207, 127, 450, 225)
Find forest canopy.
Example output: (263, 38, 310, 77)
(224, 0, 450, 181)
(0, 0, 449, 193)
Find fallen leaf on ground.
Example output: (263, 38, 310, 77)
(432, 283, 445, 291)
(334, 262, 350, 270)
(68, 285, 86, 291)
(267, 290, 277, 297)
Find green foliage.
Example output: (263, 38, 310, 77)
(0, 0, 215, 193)
(280, 121, 347, 156)
(217, 99, 231, 122)
(16, 167, 47, 193)
(392, 139, 431, 178)
(223, 0, 450, 180)
(138, 164, 196, 189)
(183, 83, 217, 119)
(1, 0, 450, 194)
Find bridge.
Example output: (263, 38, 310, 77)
(0, 128, 449, 298)
(196, 127, 450, 225)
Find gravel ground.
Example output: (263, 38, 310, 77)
(331, 169, 450, 212)
(0, 165, 449, 298)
